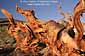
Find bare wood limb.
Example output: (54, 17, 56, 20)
(1, 9, 16, 25)
(73, 0, 85, 42)
(57, 3, 73, 30)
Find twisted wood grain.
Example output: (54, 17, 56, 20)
(73, 0, 85, 42)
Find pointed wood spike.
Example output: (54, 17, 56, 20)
(1, 9, 15, 25)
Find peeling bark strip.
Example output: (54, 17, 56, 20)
(73, 0, 85, 43)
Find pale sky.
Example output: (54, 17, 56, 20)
(0, 0, 82, 22)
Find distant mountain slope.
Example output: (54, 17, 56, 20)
(0, 18, 24, 26)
